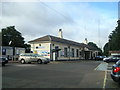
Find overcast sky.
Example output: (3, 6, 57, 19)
(1, 0, 119, 49)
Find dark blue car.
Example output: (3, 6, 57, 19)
(0, 56, 8, 66)
(111, 60, 120, 83)
(95, 56, 106, 60)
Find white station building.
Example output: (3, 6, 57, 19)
(28, 29, 99, 61)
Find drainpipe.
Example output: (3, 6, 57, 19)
(68, 46, 70, 61)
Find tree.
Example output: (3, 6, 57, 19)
(0, 31, 2, 46)
(109, 20, 120, 50)
(24, 43, 31, 53)
(103, 42, 109, 56)
(88, 42, 102, 55)
(2, 26, 25, 47)
(103, 19, 120, 56)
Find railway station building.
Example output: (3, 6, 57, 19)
(28, 29, 99, 61)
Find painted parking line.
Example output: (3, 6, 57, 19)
(94, 62, 110, 89)
(95, 62, 118, 88)
(94, 62, 108, 88)
(94, 62, 108, 71)
(103, 70, 107, 89)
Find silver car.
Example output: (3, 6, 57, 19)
(18, 53, 50, 64)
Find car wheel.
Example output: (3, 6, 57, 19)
(2, 63, 5, 66)
(37, 59, 42, 64)
(21, 59, 25, 64)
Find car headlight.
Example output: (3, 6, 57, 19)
(103, 58, 106, 60)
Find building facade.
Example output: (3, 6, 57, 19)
(29, 30, 99, 61)
(109, 51, 120, 56)
(1, 46, 25, 60)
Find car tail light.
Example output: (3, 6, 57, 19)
(113, 67, 120, 73)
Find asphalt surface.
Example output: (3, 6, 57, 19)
(105, 63, 120, 88)
(1, 60, 120, 89)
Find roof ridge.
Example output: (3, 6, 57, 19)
(28, 35, 50, 43)
(28, 35, 86, 47)
(47, 35, 83, 44)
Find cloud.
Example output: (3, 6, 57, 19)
(2, 2, 74, 39)
(1, 2, 117, 49)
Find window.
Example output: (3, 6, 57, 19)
(80, 51, 82, 56)
(76, 49, 79, 57)
(55, 46, 58, 49)
(64, 48, 67, 57)
(53, 44, 54, 46)
(72, 48, 74, 57)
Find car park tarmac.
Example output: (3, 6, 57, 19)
(2, 60, 120, 89)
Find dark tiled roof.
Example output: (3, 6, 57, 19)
(28, 35, 86, 47)
(87, 45, 99, 50)
(29, 35, 99, 51)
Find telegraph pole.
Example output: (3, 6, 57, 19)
(98, 18, 102, 50)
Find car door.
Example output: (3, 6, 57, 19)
(112, 57, 117, 62)
(30, 54, 37, 62)
(23, 54, 31, 62)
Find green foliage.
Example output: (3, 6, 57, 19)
(103, 20, 120, 56)
(88, 42, 98, 49)
(2, 26, 25, 47)
(88, 42, 102, 55)
(103, 43, 109, 56)
(0, 32, 1, 55)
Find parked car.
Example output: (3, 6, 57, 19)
(95, 56, 106, 60)
(111, 60, 120, 83)
(0, 56, 8, 66)
(103, 55, 120, 63)
(18, 53, 50, 64)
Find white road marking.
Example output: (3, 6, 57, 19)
(94, 62, 108, 71)
(103, 70, 107, 89)
(94, 62, 109, 89)
(106, 70, 112, 72)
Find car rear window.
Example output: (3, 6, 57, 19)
(116, 60, 120, 66)
(20, 54, 31, 56)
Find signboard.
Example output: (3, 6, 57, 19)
(38, 51, 50, 56)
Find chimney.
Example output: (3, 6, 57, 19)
(84, 38, 88, 44)
(58, 29, 63, 38)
